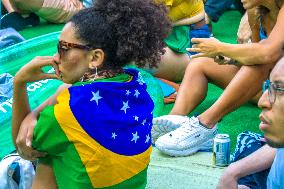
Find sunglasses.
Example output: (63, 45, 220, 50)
(262, 79, 284, 105)
(57, 40, 93, 58)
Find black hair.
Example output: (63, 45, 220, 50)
(69, 0, 171, 69)
(276, 0, 284, 8)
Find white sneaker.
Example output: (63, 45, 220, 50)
(152, 115, 189, 144)
(198, 138, 213, 152)
(155, 116, 217, 156)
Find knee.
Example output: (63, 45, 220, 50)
(188, 57, 211, 73)
(244, 63, 274, 77)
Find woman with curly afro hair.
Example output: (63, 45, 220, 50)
(12, 0, 171, 188)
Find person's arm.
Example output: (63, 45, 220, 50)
(2, 0, 15, 12)
(189, 6, 284, 65)
(172, 11, 205, 26)
(15, 84, 70, 160)
(32, 163, 58, 189)
(217, 144, 276, 189)
(12, 56, 59, 158)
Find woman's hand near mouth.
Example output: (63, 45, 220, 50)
(15, 56, 60, 85)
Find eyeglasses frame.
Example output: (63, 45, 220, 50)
(57, 40, 94, 58)
(262, 79, 284, 105)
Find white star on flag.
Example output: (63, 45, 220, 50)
(141, 119, 146, 125)
(120, 101, 130, 114)
(134, 116, 139, 121)
(137, 76, 145, 85)
(131, 131, 140, 143)
(112, 132, 117, 139)
(134, 90, 140, 98)
(145, 134, 150, 143)
(126, 90, 131, 96)
(90, 90, 103, 105)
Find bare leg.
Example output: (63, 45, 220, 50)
(250, 90, 262, 104)
(199, 62, 274, 128)
(170, 57, 240, 115)
(32, 163, 58, 189)
(2, 0, 15, 12)
(154, 47, 190, 82)
(9, 0, 44, 13)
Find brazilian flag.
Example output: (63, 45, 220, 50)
(33, 69, 154, 189)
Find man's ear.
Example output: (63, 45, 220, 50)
(88, 49, 104, 69)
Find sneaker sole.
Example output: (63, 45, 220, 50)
(156, 139, 213, 157)
(152, 115, 190, 144)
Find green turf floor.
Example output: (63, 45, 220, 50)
(18, 10, 262, 150)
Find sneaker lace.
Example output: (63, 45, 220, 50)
(172, 117, 200, 139)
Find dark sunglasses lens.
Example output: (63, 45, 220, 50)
(57, 43, 60, 56)
(57, 43, 66, 58)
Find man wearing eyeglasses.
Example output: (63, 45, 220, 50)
(217, 56, 284, 189)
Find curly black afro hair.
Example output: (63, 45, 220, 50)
(69, 0, 171, 69)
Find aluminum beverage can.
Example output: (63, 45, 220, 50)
(213, 134, 230, 166)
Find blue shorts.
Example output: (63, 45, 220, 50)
(187, 24, 212, 56)
(232, 131, 270, 189)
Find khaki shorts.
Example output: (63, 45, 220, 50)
(35, 0, 84, 23)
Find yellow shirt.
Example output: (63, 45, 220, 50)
(156, 0, 204, 21)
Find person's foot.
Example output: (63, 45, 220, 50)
(152, 115, 189, 144)
(155, 116, 218, 156)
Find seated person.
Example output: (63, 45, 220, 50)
(217, 56, 284, 189)
(12, 0, 170, 188)
(204, 0, 251, 44)
(1, 0, 95, 30)
(152, 0, 284, 156)
(153, 0, 211, 82)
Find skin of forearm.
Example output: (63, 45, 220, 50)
(12, 82, 70, 145)
(12, 78, 30, 146)
(228, 145, 276, 179)
(217, 41, 282, 65)
(173, 11, 205, 26)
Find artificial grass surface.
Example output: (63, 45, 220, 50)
(18, 10, 262, 150)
